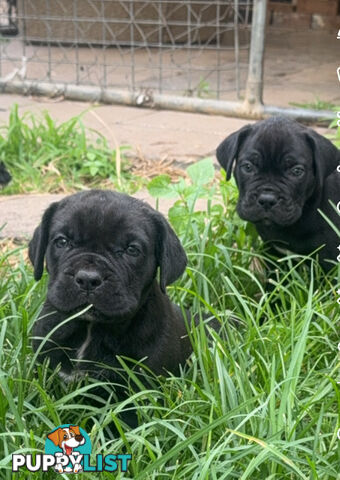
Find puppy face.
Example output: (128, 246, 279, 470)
(47, 425, 84, 452)
(29, 190, 187, 324)
(233, 121, 316, 226)
(216, 117, 340, 228)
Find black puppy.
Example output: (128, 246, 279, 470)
(29, 190, 192, 417)
(216, 116, 340, 271)
(0, 161, 11, 186)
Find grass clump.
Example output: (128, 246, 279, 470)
(0, 159, 339, 478)
(0, 104, 139, 194)
(289, 98, 337, 111)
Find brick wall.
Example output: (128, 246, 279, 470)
(268, 0, 340, 29)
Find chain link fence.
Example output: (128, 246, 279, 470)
(0, 0, 252, 101)
(0, 0, 332, 122)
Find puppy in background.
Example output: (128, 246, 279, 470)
(0, 161, 11, 186)
(29, 190, 193, 424)
(216, 116, 340, 271)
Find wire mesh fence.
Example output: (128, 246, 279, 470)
(0, 0, 252, 101)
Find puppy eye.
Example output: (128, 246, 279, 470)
(241, 162, 254, 173)
(291, 166, 305, 176)
(126, 245, 140, 256)
(54, 237, 69, 248)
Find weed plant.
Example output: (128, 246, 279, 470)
(0, 105, 137, 194)
(0, 158, 339, 479)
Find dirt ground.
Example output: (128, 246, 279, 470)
(263, 29, 340, 107)
(0, 28, 338, 240)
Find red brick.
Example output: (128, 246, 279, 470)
(270, 11, 311, 28)
(311, 13, 340, 29)
(298, 0, 338, 16)
(268, 2, 294, 13)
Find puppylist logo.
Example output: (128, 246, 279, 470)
(12, 424, 131, 473)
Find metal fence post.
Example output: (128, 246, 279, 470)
(244, 0, 267, 113)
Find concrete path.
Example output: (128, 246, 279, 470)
(0, 91, 332, 240)
(0, 93, 251, 165)
(0, 92, 249, 239)
(0, 190, 209, 239)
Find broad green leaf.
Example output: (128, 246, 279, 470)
(186, 157, 215, 186)
(147, 175, 178, 198)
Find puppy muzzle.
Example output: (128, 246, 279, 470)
(238, 187, 302, 226)
(47, 252, 141, 321)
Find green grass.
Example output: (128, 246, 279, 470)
(0, 105, 141, 194)
(0, 170, 339, 479)
(0, 112, 339, 478)
(289, 98, 337, 112)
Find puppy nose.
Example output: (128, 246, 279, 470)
(75, 270, 102, 291)
(258, 193, 278, 210)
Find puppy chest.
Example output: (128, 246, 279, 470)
(59, 322, 95, 382)
(76, 323, 93, 361)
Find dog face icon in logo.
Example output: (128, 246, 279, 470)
(45, 424, 91, 474)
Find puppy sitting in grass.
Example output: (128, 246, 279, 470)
(216, 116, 340, 271)
(29, 190, 195, 426)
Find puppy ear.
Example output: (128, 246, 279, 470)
(153, 213, 187, 293)
(216, 124, 252, 180)
(305, 129, 340, 188)
(47, 428, 62, 446)
(70, 425, 81, 436)
(29, 202, 58, 281)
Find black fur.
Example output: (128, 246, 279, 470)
(0, 161, 11, 186)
